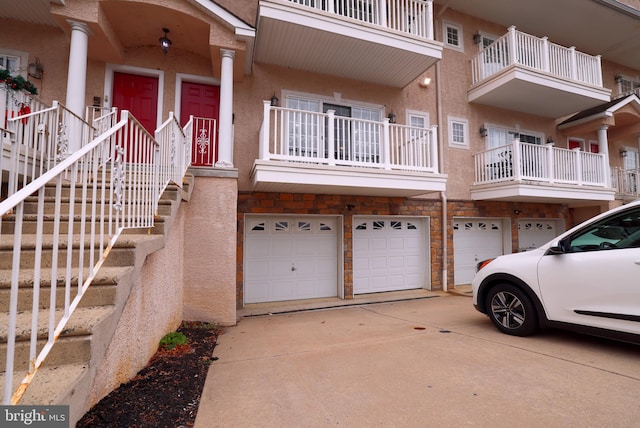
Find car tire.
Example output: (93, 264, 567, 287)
(486, 283, 538, 336)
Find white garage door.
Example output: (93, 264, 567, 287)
(453, 219, 504, 285)
(518, 219, 558, 251)
(353, 217, 428, 294)
(245, 216, 338, 304)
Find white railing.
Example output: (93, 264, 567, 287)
(190, 117, 217, 167)
(471, 26, 603, 87)
(2, 102, 94, 201)
(612, 167, 640, 197)
(1, 109, 191, 404)
(617, 87, 640, 99)
(259, 101, 438, 173)
(86, 106, 119, 139)
(286, 0, 434, 39)
(1, 85, 47, 131)
(474, 140, 607, 187)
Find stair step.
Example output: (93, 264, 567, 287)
(43, 181, 183, 200)
(0, 266, 130, 311)
(0, 305, 115, 370)
(0, 233, 164, 269)
(1, 363, 88, 404)
(20, 196, 174, 216)
(1, 212, 168, 234)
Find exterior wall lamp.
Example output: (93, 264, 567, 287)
(28, 57, 44, 79)
(479, 126, 488, 137)
(614, 74, 623, 84)
(270, 93, 279, 106)
(473, 31, 482, 44)
(159, 28, 172, 55)
(620, 147, 628, 158)
(388, 112, 396, 123)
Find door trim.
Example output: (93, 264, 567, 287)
(104, 64, 164, 131)
(175, 73, 221, 121)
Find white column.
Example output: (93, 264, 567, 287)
(597, 125, 611, 187)
(65, 21, 90, 153)
(216, 49, 235, 168)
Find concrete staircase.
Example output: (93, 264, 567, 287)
(0, 172, 194, 420)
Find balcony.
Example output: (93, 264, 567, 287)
(469, 26, 611, 118)
(471, 140, 615, 204)
(252, 101, 447, 197)
(255, 0, 442, 88)
(612, 167, 640, 201)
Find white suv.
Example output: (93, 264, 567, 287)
(472, 199, 640, 343)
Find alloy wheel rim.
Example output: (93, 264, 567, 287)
(491, 291, 525, 329)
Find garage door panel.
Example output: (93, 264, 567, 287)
(388, 256, 406, 268)
(354, 217, 428, 294)
(246, 238, 271, 258)
(518, 220, 557, 251)
(245, 216, 339, 303)
(453, 219, 504, 285)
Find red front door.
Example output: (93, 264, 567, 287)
(180, 81, 220, 166)
(112, 72, 159, 134)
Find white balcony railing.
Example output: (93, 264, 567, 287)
(612, 167, 640, 197)
(474, 140, 608, 187)
(259, 101, 438, 173)
(286, 0, 434, 39)
(471, 26, 603, 87)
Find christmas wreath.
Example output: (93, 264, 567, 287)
(0, 69, 38, 95)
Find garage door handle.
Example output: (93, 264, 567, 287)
(291, 266, 297, 271)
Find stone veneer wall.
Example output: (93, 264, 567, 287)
(237, 192, 570, 307)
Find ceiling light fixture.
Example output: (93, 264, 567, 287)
(159, 28, 172, 55)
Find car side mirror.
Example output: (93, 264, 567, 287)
(546, 237, 571, 255)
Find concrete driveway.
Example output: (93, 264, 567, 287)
(195, 294, 640, 427)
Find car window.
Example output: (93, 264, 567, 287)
(568, 206, 640, 252)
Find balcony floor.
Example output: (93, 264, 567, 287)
(251, 160, 447, 197)
(470, 180, 615, 206)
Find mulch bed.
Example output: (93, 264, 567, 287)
(76, 321, 221, 428)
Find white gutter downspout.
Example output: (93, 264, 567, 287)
(435, 60, 448, 292)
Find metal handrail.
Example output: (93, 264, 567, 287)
(1, 108, 191, 404)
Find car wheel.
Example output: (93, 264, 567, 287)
(486, 283, 538, 336)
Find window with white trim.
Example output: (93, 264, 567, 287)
(617, 75, 640, 97)
(0, 54, 19, 73)
(480, 33, 497, 49)
(448, 117, 468, 149)
(486, 125, 542, 149)
(285, 94, 383, 161)
(623, 147, 639, 171)
(443, 21, 464, 52)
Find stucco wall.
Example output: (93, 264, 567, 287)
(183, 175, 238, 326)
(86, 205, 186, 409)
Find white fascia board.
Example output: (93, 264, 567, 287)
(189, 0, 256, 38)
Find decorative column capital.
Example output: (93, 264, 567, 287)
(67, 20, 92, 36)
(220, 49, 236, 60)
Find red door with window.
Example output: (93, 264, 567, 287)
(180, 82, 220, 166)
(112, 72, 159, 134)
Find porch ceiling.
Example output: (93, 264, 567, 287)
(468, 66, 612, 118)
(255, 2, 442, 88)
(2, 0, 251, 77)
(434, 0, 640, 71)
